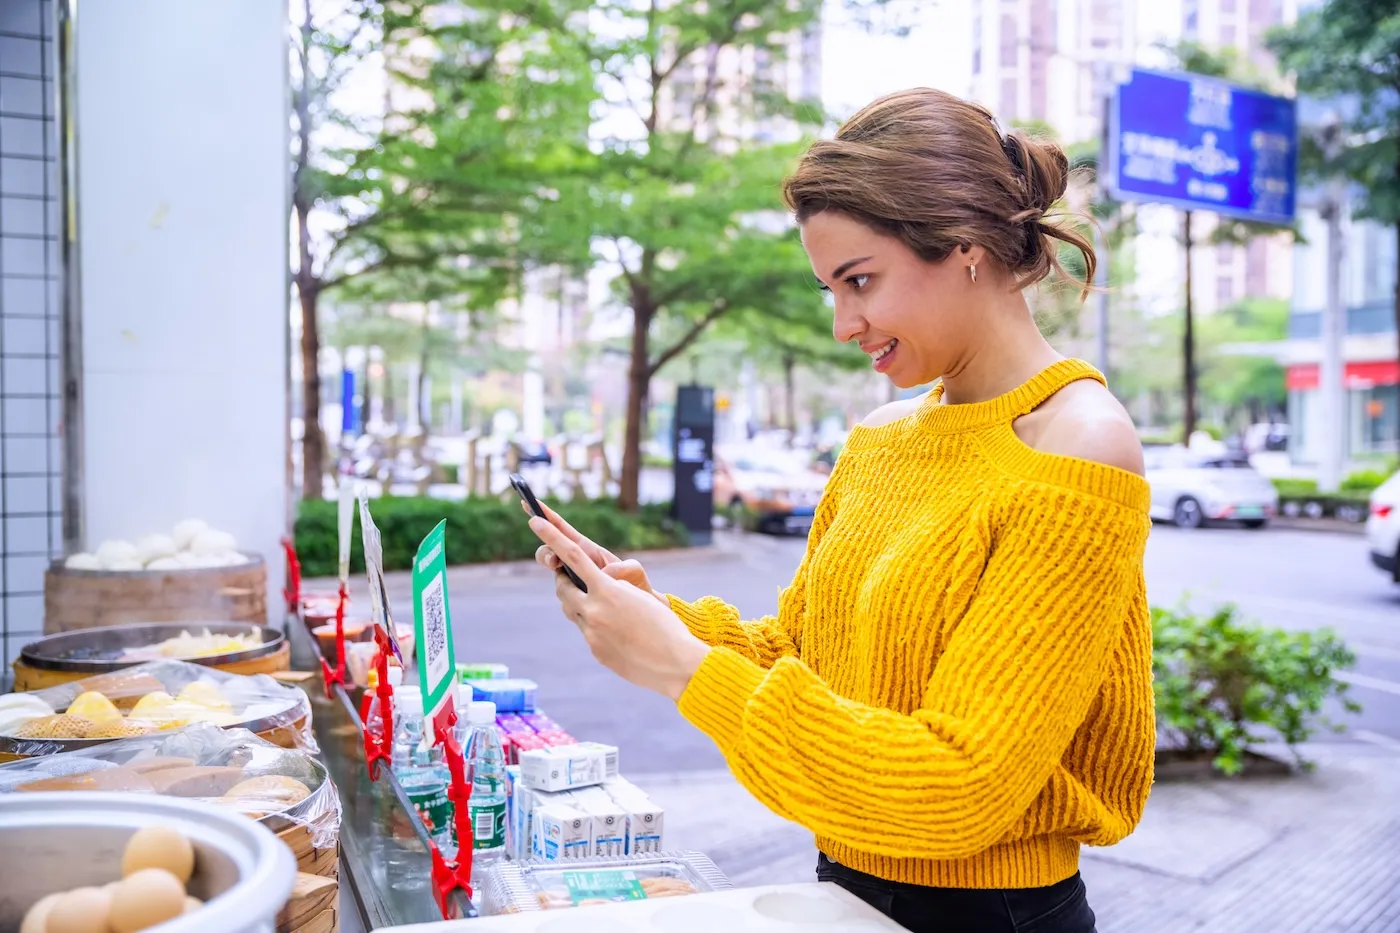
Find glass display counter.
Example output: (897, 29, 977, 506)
(286, 617, 477, 928)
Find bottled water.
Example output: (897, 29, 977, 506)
(465, 700, 507, 869)
(387, 684, 453, 889)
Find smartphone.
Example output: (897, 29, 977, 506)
(510, 473, 588, 592)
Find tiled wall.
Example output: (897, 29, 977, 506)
(0, 0, 62, 672)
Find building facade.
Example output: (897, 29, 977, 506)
(0, 0, 290, 674)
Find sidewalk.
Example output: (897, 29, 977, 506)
(634, 742, 1400, 933)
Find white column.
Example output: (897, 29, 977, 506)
(74, 0, 289, 618)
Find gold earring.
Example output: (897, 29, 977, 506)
(969, 264, 977, 284)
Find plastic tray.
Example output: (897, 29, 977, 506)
(381, 883, 908, 932)
(481, 851, 730, 915)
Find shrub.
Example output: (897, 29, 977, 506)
(1151, 604, 1360, 775)
(1277, 493, 1370, 522)
(294, 495, 690, 578)
(1339, 468, 1390, 496)
(1271, 478, 1317, 498)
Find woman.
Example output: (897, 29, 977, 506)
(527, 88, 1153, 933)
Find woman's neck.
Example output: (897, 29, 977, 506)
(938, 295, 1062, 406)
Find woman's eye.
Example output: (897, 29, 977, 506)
(847, 274, 870, 291)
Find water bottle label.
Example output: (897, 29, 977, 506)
(469, 800, 507, 849)
(408, 786, 452, 840)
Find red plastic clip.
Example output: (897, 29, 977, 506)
(362, 644, 394, 780)
(320, 582, 349, 697)
(428, 701, 475, 918)
(429, 839, 474, 919)
(281, 537, 302, 614)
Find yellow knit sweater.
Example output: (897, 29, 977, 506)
(672, 359, 1155, 890)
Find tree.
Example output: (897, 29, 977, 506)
(1269, 0, 1400, 382)
(1156, 40, 1298, 442)
(290, 0, 594, 496)
(549, 0, 832, 511)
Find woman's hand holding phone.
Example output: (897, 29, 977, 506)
(523, 503, 707, 701)
(520, 498, 668, 608)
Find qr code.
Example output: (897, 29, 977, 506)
(422, 575, 447, 674)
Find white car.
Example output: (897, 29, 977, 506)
(1367, 472, 1400, 582)
(1144, 446, 1279, 530)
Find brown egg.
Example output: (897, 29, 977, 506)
(109, 870, 184, 933)
(19, 894, 61, 933)
(46, 887, 112, 933)
(182, 897, 202, 916)
(121, 826, 194, 883)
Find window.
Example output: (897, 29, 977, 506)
(1183, 0, 1199, 38)
(1001, 78, 1018, 119)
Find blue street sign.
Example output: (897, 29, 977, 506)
(341, 368, 357, 435)
(1108, 68, 1297, 225)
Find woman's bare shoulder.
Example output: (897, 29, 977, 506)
(860, 393, 928, 429)
(1016, 380, 1144, 476)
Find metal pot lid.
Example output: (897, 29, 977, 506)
(20, 622, 284, 672)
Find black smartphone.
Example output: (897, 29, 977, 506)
(510, 473, 588, 592)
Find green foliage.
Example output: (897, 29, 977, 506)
(1272, 477, 1318, 497)
(1268, 0, 1400, 228)
(1151, 604, 1360, 775)
(294, 495, 688, 578)
(1340, 468, 1391, 494)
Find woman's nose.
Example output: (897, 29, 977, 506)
(832, 306, 864, 345)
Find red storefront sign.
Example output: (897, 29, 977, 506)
(1286, 360, 1400, 391)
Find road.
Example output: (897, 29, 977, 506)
(436, 524, 1400, 773)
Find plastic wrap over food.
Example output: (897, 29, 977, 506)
(0, 723, 341, 848)
(480, 851, 731, 915)
(0, 659, 315, 758)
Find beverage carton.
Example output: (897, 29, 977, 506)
(535, 802, 593, 861)
(519, 742, 619, 792)
(568, 789, 628, 858)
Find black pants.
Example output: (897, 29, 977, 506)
(816, 854, 1097, 933)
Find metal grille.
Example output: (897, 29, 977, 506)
(0, 0, 62, 673)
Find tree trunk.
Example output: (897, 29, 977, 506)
(619, 303, 653, 511)
(1394, 221, 1400, 405)
(1183, 210, 1197, 444)
(297, 273, 324, 499)
(783, 352, 796, 446)
(293, 2, 323, 499)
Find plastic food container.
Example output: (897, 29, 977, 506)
(0, 723, 341, 850)
(0, 791, 297, 933)
(381, 882, 908, 932)
(479, 852, 730, 915)
(0, 659, 315, 761)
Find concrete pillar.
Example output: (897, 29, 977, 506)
(72, 0, 289, 618)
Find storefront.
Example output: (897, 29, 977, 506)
(1286, 358, 1400, 465)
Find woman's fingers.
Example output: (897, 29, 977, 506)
(529, 518, 606, 590)
(520, 499, 611, 567)
(535, 545, 562, 571)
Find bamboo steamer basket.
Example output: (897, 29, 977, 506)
(44, 554, 268, 634)
(11, 622, 290, 692)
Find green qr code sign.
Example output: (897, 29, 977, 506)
(562, 870, 647, 905)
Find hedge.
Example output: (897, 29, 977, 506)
(294, 495, 690, 578)
(1278, 494, 1369, 523)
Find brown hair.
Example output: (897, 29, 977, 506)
(782, 88, 1096, 298)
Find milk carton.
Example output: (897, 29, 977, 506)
(568, 788, 628, 858)
(535, 802, 593, 861)
(600, 780, 664, 854)
(519, 742, 619, 792)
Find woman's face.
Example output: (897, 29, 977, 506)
(801, 210, 979, 389)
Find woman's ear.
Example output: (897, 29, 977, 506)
(957, 243, 987, 275)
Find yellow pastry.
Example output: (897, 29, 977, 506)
(14, 714, 96, 739)
(66, 692, 123, 727)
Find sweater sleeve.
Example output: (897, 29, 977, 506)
(677, 485, 1150, 861)
(665, 480, 836, 670)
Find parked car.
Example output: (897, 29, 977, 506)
(713, 447, 828, 535)
(512, 437, 553, 466)
(1144, 446, 1278, 529)
(1367, 471, 1400, 582)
